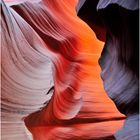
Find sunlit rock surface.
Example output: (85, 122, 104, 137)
(1, 0, 132, 139)
(77, 0, 139, 140)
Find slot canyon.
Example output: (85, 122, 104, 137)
(1, 0, 139, 140)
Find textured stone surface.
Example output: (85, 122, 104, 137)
(3, 0, 137, 139)
(77, 0, 139, 139)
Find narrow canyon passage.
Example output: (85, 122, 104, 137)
(1, 0, 129, 140)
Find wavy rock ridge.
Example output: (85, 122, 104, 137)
(1, 0, 137, 139)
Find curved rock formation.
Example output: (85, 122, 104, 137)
(2, 1, 54, 139)
(77, 0, 139, 139)
(1, 0, 132, 139)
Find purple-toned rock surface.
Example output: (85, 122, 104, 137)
(77, 0, 139, 139)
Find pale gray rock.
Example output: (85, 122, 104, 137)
(1, 1, 54, 139)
